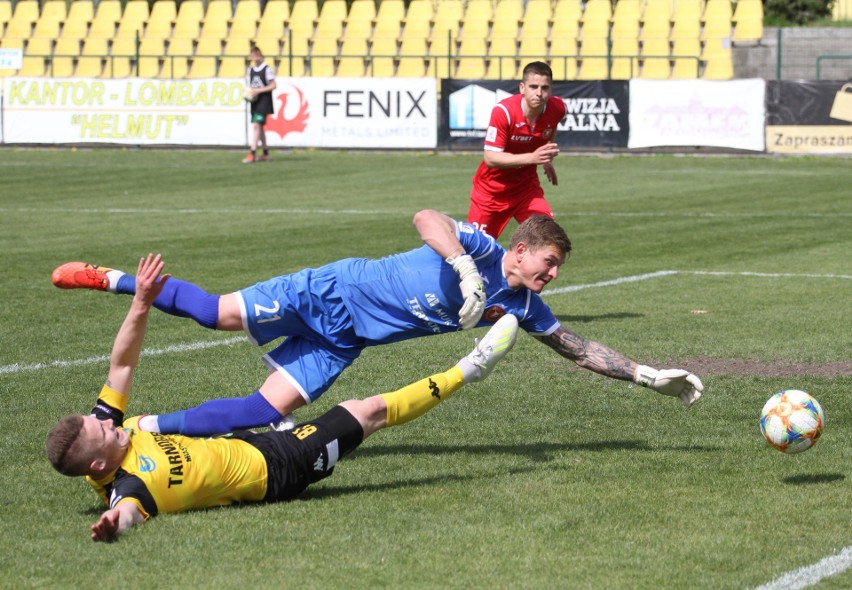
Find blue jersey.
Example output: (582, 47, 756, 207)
(333, 220, 559, 344)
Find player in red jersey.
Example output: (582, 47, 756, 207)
(469, 61, 567, 238)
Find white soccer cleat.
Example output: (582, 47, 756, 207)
(463, 314, 519, 383)
(270, 413, 296, 431)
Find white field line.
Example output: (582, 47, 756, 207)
(2, 270, 850, 376)
(752, 546, 852, 590)
(0, 336, 245, 375)
(1, 207, 851, 219)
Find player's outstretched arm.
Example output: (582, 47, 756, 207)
(533, 324, 704, 407)
(106, 254, 171, 396)
(413, 210, 486, 329)
(91, 502, 144, 542)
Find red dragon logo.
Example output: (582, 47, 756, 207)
(264, 86, 310, 139)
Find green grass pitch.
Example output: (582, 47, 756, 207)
(0, 149, 849, 589)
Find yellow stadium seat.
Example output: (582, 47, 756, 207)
(456, 38, 487, 79)
(402, 0, 431, 39)
(578, 36, 609, 80)
(38, 0, 66, 26)
(397, 35, 426, 77)
(161, 55, 189, 78)
(218, 56, 247, 77)
(348, 0, 376, 23)
(369, 37, 397, 77)
(59, 1, 93, 39)
(253, 37, 281, 58)
(75, 56, 104, 77)
(640, 38, 671, 78)
(224, 37, 251, 56)
(488, 36, 518, 79)
(138, 38, 165, 77)
(702, 50, 733, 79)
(173, 0, 202, 38)
(373, 0, 403, 40)
(518, 37, 547, 61)
(194, 38, 221, 57)
(19, 55, 46, 76)
(144, 1, 176, 40)
(732, 0, 763, 42)
(115, 1, 149, 39)
(337, 38, 368, 77)
(581, 0, 612, 24)
(552, 0, 581, 23)
(315, 0, 346, 38)
(5, 0, 38, 38)
(1, 36, 25, 49)
(200, 0, 231, 39)
(550, 55, 577, 80)
(167, 37, 194, 56)
(549, 35, 578, 59)
(610, 37, 639, 79)
(551, 13, 580, 40)
(612, 0, 641, 40)
(520, 0, 550, 39)
(0, 1, 12, 33)
(259, 0, 289, 28)
(703, 0, 733, 21)
(54, 37, 80, 56)
(432, 0, 463, 40)
(187, 56, 217, 78)
(310, 37, 337, 77)
(82, 37, 108, 56)
(26, 37, 52, 57)
(230, 9, 259, 39)
(491, 0, 523, 39)
(641, 14, 670, 41)
(343, 3, 373, 41)
(89, 0, 120, 39)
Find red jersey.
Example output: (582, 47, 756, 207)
(472, 94, 566, 200)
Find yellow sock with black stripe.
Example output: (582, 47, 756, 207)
(380, 367, 465, 427)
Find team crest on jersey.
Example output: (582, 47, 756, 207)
(543, 128, 554, 139)
(485, 126, 497, 142)
(139, 456, 156, 472)
(483, 306, 507, 322)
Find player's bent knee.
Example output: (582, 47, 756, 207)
(339, 397, 386, 437)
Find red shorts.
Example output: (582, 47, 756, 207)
(467, 186, 554, 238)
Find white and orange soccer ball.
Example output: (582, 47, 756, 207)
(759, 390, 825, 454)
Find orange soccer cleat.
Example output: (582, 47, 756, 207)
(52, 262, 114, 291)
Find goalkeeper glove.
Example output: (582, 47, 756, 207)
(634, 365, 704, 407)
(448, 253, 486, 330)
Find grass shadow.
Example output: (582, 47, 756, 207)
(554, 312, 644, 324)
(782, 473, 845, 485)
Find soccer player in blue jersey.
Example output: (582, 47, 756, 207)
(52, 210, 704, 437)
(47, 254, 520, 541)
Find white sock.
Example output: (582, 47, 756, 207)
(454, 358, 480, 384)
(137, 414, 161, 433)
(104, 269, 125, 293)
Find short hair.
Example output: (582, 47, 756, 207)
(522, 61, 553, 81)
(250, 45, 263, 57)
(509, 215, 572, 259)
(47, 414, 90, 476)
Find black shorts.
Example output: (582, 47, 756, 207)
(233, 406, 364, 502)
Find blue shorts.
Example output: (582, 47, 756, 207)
(235, 266, 365, 404)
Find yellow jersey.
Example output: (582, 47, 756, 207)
(86, 385, 268, 519)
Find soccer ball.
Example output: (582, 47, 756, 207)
(243, 89, 257, 103)
(759, 390, 825, 454)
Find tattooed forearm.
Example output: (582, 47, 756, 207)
(535, 326, 636, 381)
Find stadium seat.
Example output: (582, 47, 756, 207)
(671, 36, 701, 78)
(187, 56, 217, 78)
(343, 1, 373, 41)
(703, 0, 733, 21)
(199, 0, 231, 39)
(75, 56, 105, 78)
(53, 37, 80, 76)
(487, 36, 518, 80)
(702, 49, 733, 79)
(172, 0, 202, 38)
(581, 0, 612, 25)
(88, 0, 120, 39)
(519, 0, 550, 40)
(702, 17, 732, 40)
(455, 37, 487, 79)
(310, 37, 337, 77)
(218, 56, 247, 77)
(552, 0, 581, 25)
(640, 38, 671, 79)
(222, 37, 249, 57)
(401, 0, 431, 39)
(337, 37, 368, 77)
(432, 0, 463, 42)
(229, 0, 260, 39)
(612, 0, 641, 40)
(258, 0, 288, 35)
(287, 0, 318, 45)
(373, 0, 404, 40)
(58, 1, 93, 40)
(25, 36, 52, 58)
(166, 37, 193, 56)
(315, 0, 346, 39)
(610, 37, 639, 79)
(732, 0, 764, 43)
(577, 36, 609, 80)
(369, 37, 397, 77)
(143, 1, 176, 40)
(115, 1, 149, 39)
(397, 36, 427, 77)
(138, 37, 166, 77)
(5, 0, 38, 38)
(0, 1, 12, 35)
(253, 37, 281, 58)
(518, 37, 547, 62)
(19, 55, 46, 76)
(33, 0, 66, 39)
(490, 0, 523, 40)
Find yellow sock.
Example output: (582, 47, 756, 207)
(380, 367, 465, 427)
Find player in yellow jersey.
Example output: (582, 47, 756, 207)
(47, 254, 520, 542)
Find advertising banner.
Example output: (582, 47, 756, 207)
(628, 79, 766, 151)
(440, 79, 630, 149)
(256, 78, 437, 148)
(2, 78, 246, 144)
(765, 80, 852, 154)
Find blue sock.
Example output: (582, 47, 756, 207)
(156, 392, 284, 436)
(116, 275, 220, 329)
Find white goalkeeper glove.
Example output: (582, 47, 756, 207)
(634, 365, 704, 407)
(448, 253, 486, 330)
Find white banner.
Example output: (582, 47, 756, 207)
(628, 79, 766, 151)
(2, 78, 247, 145)
(255, 78, 437, 148)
